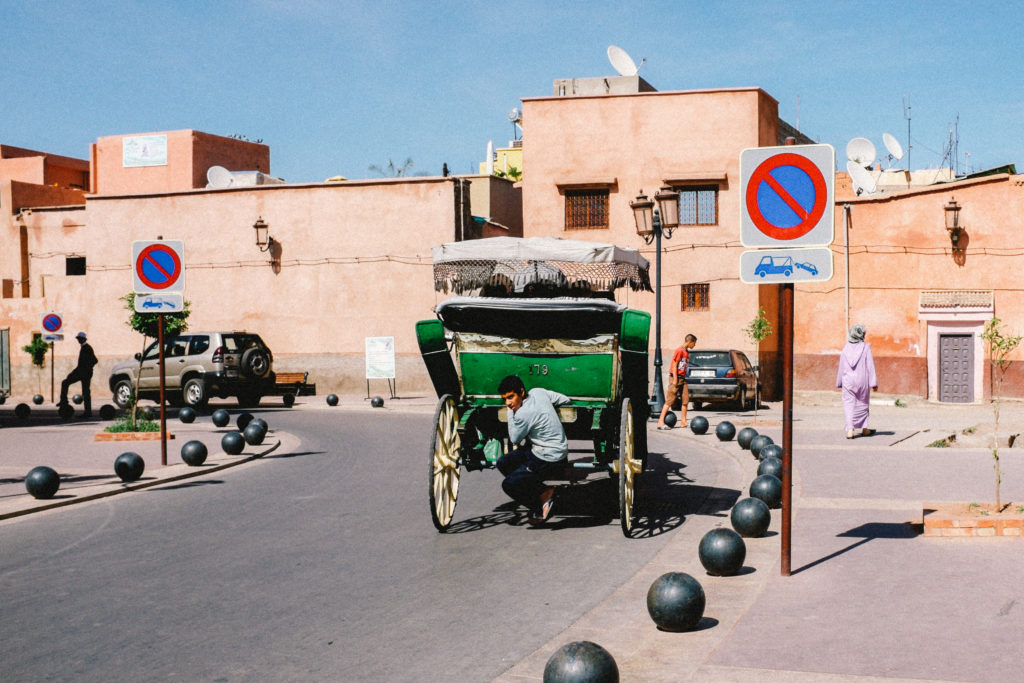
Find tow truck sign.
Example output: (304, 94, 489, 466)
(739, 248, 833, 284)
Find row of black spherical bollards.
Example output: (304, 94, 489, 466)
(757, 455, 783, 479)
(181, 440, 208, 466)
(715, 420, 735, 441)
(737, 426, 757, 449)
(179, 406, 196, 424)
(730, 497, 771, 537)
(211, 409, 230, 428)
(115, 452, 145, 482)
(698, 528, 746, 576)
(99, 404, 117, 421)
(222, 431, 246, 455)
(15, 403, 30, 419)
(237, 412, 254, 431)
(25, 466, 60, 499)
(646, 571, 706, 632)
(689, 416, 708, 434)
(749, 434, 772, 458)
(759, 443, 782, 461)
(543, 640, 619, 682)
(326, 394, 339, 406)
(33, 394, 44, 405)
(58, 403, 74, 421)
(662, 410, 677, 428)
(243, 419, 267, 445)
(72, 394, 83, 405)
(749, 474, 782, 508)
(283, 393, 296, 408)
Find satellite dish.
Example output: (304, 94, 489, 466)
(206, 165, 233, 189)
(607, 45, 639, 77)
(507, 107, 521, 123)
(845, 138, 877, 167)
(847, 160, 877, 196)
(883, 132, 904, 160)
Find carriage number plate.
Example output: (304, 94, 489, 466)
(528, 364, 549, 376)
(691, 369, 715, 378)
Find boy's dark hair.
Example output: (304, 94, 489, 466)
(685, 334, 697, 343)
(498, 374, 525, 396)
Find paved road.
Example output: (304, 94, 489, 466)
(0, 408, 726, 681)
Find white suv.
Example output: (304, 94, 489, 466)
(109, 332, 275, 408)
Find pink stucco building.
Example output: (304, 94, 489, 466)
(2, 80, 1023, 404)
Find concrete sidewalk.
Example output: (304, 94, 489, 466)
(498, 393, 1024, 682)
(2, 391, 1022, 681)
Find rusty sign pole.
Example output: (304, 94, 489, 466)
(780, 282, 794, 576)
(158, 314, 167, 466)
(50, 342, 56, 403)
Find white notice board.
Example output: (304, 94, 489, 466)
(365, 336, 396, 379)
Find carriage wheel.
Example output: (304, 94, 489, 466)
(429, 395, 462, 532)
(618, 398, 641, 536)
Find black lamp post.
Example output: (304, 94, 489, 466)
(630, 187, 680, 415)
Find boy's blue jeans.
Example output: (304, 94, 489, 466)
(497, 446, 564, 513)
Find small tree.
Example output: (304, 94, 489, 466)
(22, 335, 49, 393)
(121, 293, 191, 426)
(743, 307, 773, 422)
(981, 316, 1021, 511)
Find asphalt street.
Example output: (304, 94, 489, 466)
(0, 408, 719, 681)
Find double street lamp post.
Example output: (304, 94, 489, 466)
(630, 187, 680, 417)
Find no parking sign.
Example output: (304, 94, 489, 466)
(740, 144, 834, 248)
(132, 240, 185, 293)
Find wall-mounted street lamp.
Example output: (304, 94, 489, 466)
(253, 216, 275, 252)
(944, 197, 963, 248)
(630, 187, 680, 415)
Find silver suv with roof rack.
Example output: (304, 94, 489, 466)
(109, 331, 274, 409)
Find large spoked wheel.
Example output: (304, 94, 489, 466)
(429, 395, 462, 532)
(618, 398, 641, 537)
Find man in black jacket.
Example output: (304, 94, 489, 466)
(59, 331, 98, 417)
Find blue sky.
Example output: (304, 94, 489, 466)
(3, 1, 1021, 183)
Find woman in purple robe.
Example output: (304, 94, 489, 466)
(836, 323, 877, 439)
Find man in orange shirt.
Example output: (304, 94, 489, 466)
(657, 334, 696, 430)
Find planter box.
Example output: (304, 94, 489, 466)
(923, 502, 1024, 537)
(94, 432, 174, 442)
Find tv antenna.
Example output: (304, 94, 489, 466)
(903, 94, 912, 171)
(607, 45, 644, 77)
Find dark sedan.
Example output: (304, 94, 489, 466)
(684, 349, 759, 410)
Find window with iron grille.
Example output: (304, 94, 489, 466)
(677, 186, 718, 226)
(564, 189, 609, 230)
(681, 283, 710, 311)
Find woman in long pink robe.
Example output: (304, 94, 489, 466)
(836, 324, 877, 438)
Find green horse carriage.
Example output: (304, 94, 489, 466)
(416, 237, 653, 536)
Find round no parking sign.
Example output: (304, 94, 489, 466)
(132, 240, 185, 293)
(740, 144, 835, 248)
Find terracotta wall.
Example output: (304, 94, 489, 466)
(1, 178, 462, 398)
(795, 173, 1024, 399)
(521, 88, 783, 392)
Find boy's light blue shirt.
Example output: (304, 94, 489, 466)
(507, 387, 570, 462)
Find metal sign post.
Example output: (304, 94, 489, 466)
(158, 314, 167, 466)
(739, 142, 836, 577)
(132, 239, 185, 466)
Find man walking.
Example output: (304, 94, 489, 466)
(657, 333, 697, 429)
(60, 331, 98, 418)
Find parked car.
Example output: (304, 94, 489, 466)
(109, 331, 275, 409)
(684, 349, 759, 410)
